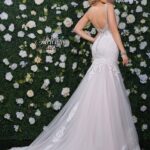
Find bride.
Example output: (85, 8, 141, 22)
(9, 0, 141, 150)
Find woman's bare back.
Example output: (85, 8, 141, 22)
(86, 3, 108, 30)
(73, 2, 128, 65)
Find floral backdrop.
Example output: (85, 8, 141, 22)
(0, 0, 149, 149)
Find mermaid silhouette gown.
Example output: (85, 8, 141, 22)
(9, 3, 141, 150)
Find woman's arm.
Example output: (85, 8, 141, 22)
(72, 11, 95, 43)
(107, 3, 128, 65)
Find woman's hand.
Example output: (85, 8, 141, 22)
(121, 54, 129, 66)
(91, 37, 96, 43)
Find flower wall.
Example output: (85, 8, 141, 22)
(0, 0, 149, 149)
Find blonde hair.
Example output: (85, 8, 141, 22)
(88, 0, 100, 6)
(88, 0, 114, 6)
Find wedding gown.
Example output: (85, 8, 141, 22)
(9, 3, 141, 150)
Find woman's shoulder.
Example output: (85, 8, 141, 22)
(106, 2, 115, 8)
(85, 2, 115, 16)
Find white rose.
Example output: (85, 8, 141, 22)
(140, 105, 147, 112)
(134, 68, 141, 75)
(37, 29, 43, 34)
(45, 26, 52, 33)
(141, 0, 147, 6)
(124, 0, 134, 4)
(3, 33, 12, 41)
(41, 79, 50, 89)
(9, 63, 18, 70)
(29, 117, 36, 124)
(4, 113, 11, 120)
(115, 9, 120, 16)
(0, 12, 8, 20)
(5, 72, 13, 81)
(55, 76, 60, 83)
(31, 65, 38, 72)
(136, 6, 143, 13)
(134, 26, 140, 34)
(16, 98, 24, 105)
(27, 89, 34, 97)
(71, 1, 78, 7)
(31, 10, 37, 16)
(20, 61, 28, 68)
(129, 46, 136, 53)
(139, 41, 147, 50)
(29, 54, 33, 58)
(140, 61, 147, 67)
(8, 23, 15, 32)
(13, 82, 19, 89)
(0, 95, 4, 103)
(14, 125, 19, 132)
(19, 4, 27, 11)
(138, 74, 148, 84)
(126, 14, 135, 24)
(77, 11, 84, 18)
(27, 33, 36, 39)
(141, 124, 148, 131)
(118, 22, 126, 29)
(35, 109, 41, 116)
(22, 14, 27, 18)
(19, 50, 27, 58)
(71, 48, 77, 54)
(59, 62, 65, 68)
(26, 20, 36, 29)
(16, 112, 24, 120)
(52, 101, 62, 111)
(63, 17, 73, 28)
(34, 0, 44, 5)
(61, 87, 70, 97)
(129, 34, 136, 42)
(46, 56, 53, 63)
(44, 66, 49, 71)
(61, 5, 68, 11)
(17, 31, 25, 37)
(51, 32, 58, 39)
(140, 19, 146, 24)
(83, 1, 90, 8)
(121, 12, 127, 18)
(72, 62, 77, 70)
(63, 39, 70, 47)
(0, 24, 6, 31)
(29, 103, 35, 107)
(141, 26, 148, 33)
(46, 102, 52, 108)
(4, 0, 13, 6)
(39, 16, 47, 22)
(30, 43, 37, 50)
(137, 36, 144, 42)
(3, 58, 9, 65)
(59, 54, 67, 62)
(141, 93, 147, 100)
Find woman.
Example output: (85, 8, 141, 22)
(9, 0, 141, 150)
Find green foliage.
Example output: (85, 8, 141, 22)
(0, 0, 149, 149)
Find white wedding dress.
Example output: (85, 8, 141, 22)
(9, 3, 141, 150)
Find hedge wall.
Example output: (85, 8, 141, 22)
(0, 0, 149, 149)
